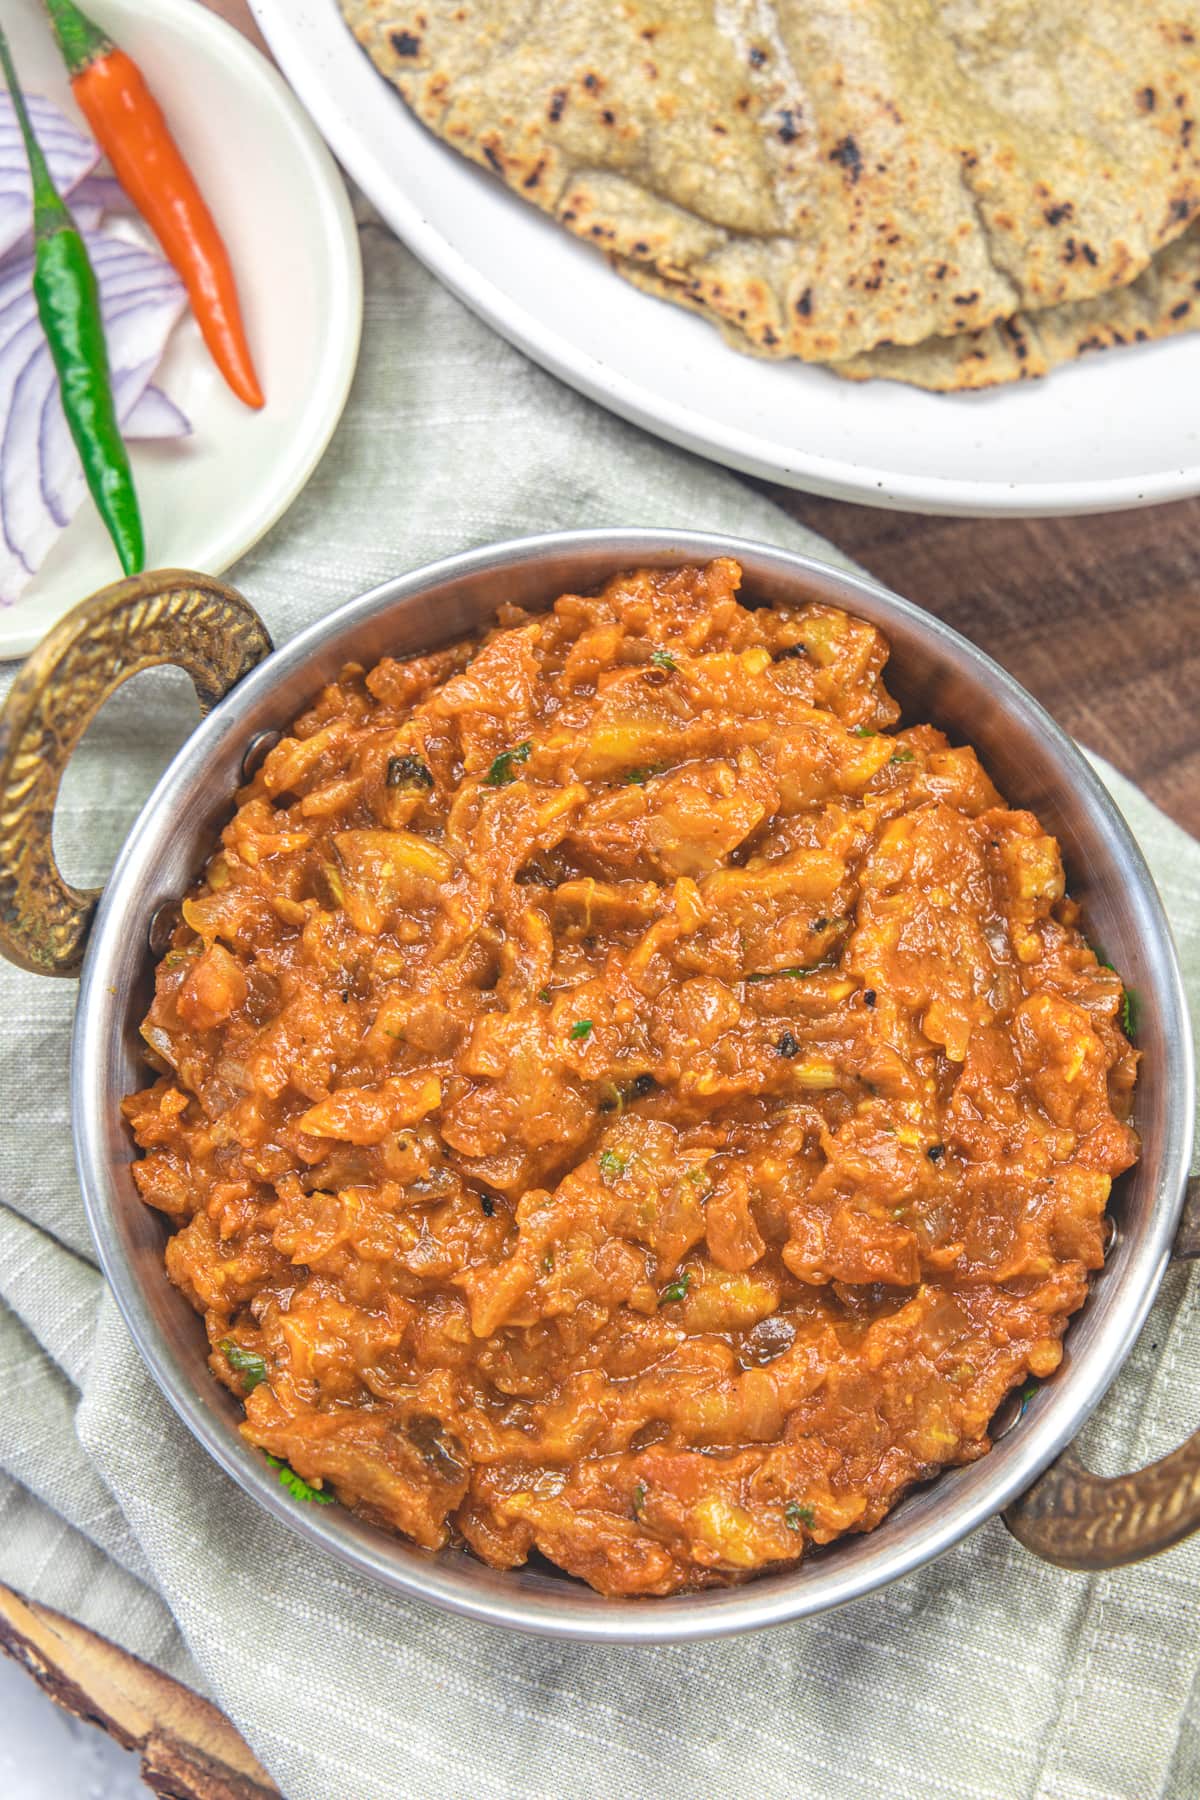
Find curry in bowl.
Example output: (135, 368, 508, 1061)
(123, 559, 1137, 1596)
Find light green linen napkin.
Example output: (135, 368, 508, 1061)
(1, 207, 1198, 1800)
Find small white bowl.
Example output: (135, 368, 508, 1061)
(1, 0, 363, 660)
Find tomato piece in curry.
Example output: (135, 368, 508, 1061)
(124, 560, 1138, 1596)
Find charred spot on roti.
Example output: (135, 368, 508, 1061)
(829, 135, 864, 182)
(389, 28, 421, 55)
(1001, 319, 1030, 359)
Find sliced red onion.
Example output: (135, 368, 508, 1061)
(125, 386, 192, 438)
(0, 95, 99, 260)
(69, 173, 128, 216)
(0, 230, 189, 603)
(65, 200, 105, 233)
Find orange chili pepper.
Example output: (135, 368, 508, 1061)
(44, 0, 264, 409)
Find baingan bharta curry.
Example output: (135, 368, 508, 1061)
(124, 560, 1138, 1596)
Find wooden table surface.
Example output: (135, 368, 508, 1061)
(4, 8, 1198, 1798)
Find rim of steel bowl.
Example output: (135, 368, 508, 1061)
(72, 529, 1195, 1642)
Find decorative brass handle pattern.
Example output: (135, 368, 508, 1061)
(1004, 1174, 1200, 1569)
(0, 570, 271, 977)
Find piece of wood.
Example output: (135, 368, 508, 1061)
(0, 1581, 279, 1800)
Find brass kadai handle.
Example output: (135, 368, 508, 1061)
(1005, 1174, 1200, 1570)
(0, 570, 271, 977)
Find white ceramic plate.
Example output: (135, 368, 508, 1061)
(252, 0, 1200, 519)
(1, 0, 362, 660)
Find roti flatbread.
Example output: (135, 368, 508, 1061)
(343, 0, 1200, 372)
(613, 222, 1200, 388)
(838, 222, 1200, 387)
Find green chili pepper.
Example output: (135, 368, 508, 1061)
(0, 29, 144, 575)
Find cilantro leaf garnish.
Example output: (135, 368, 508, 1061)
(598, 1148, 626, 1184)
(660, 1272, 691, 1304)
(851, 726, 876, 738)
(484, 740, 532, 786)
(1095, 956, 1136, 1037)
(570, 1019, 593, 1040)
(746, 966, 816, 983)
(889, 749, 915, 764)
(265, 1453, 334, 1505)
(221, 1339, 267, 1394)
(784, 1500, 816, 1530)
(650, 649, 678, 671)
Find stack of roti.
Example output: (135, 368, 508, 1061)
(342, 0, 1200, 390)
